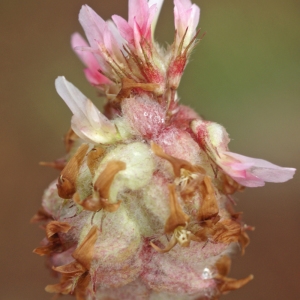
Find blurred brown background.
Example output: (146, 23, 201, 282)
(1, 0, 299, 299)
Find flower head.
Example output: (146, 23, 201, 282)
(34, 1, 295, 300)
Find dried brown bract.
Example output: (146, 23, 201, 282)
(57, 144, 89, 199)
(75, 160, 126, 213)
(214, 255, 253, 294)
(45, 226, 98, 299)
(33, 221, 72, 256)
(198, 176, 219, 222)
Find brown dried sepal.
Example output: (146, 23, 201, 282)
(72, 225, 98, 270)
(212, 219, 241, 244)
(45, 226, 98, 298)
(93, 160, 125, 212)
(45, 221, 72, 240)
(239, 225, 254, 255)
(39, 158, 67, 171)
(33, 221, 72, 256)
(164, 184, 190, 234)
(195, 218, 241, 246)
(214, 256, 253, 294)
(94, 160, 126, 200)
(33, 242, 64, 256)
(30, 207, 53, 223)
(151, 142, 204, 178)
(74, 161, 126, 212)
(64, 128, 79, 153)
(198, 176, 219, 223)
(57, 143, 89, 199)
(33, 233, 71, 256)
(222, 174, 245, 195)
(87, 146, 106, 176)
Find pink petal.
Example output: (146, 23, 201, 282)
(128, 0, 149, 28)
(112, 14, 134, 44)
(71, 33, 98, 69)
(224, 152, 296, 183)
(174, 0, 200, 47)
(79, 5, 105, 48)
(83, 68, 110, 86)
(106, 20, 125, 48)
(102, 24, 124, 62)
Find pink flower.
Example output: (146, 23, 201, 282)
(167, 0, 201, 91)
(78, 5, 126, 74)
(191, 119, 296, 187)
(174, 0, 200, 49)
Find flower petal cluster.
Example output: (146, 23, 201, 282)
(191, 120, 296, 187)
(71, 0, 201, 109)
(33, 1, 295, 300)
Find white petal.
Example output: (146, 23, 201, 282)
(55, 76, 119, 144)
(149, 0, 164, 35)
(79, 5, 105, 48)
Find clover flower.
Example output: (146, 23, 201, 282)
(33, 0, 295, 299)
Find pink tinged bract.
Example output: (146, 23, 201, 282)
(71, 33, 110, 85)
(191, 120, 296, 187)
(55, 76, 119, 144)
(174, 0, 200, 48)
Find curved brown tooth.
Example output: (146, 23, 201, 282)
(151, 142, 198, 177)
(57, 143, 89, 199)
(72, 226, 98, 270)
(39, 159, 66, 171)
(53, 261, 86, 276)
(33, 243, 61, 256)
(94, 160, 126, 203)
(99, 199, 121, 213)
(198, 176, 219, 222)
(164, 184, 190, 234)
(239, 229, 252, 256)
(45, 278, 74, 294)
(57, 176, 75, 199)
(74, 192, 103, 212)
(214, 255, 254, 293)
(218, 274, 254, 293)
(45, 221, 72, 240)
(30, 207, 52, 223)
